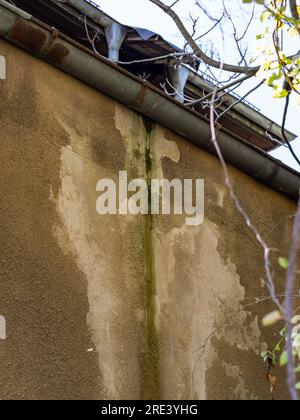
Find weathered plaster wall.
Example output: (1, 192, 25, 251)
(0, 39, 297, 400)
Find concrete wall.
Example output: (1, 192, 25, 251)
(0, 38, 297, 400)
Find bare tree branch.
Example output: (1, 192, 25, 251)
(194, 13, 225, 41)
(237, 0, 256, 42)
(215, 79, 265, 122)
(187, 72, 255, 106)
(149, 0, 260, 74)
(281, 89, 300, 166)
(221, 0, 251, 66)
(83, 15, 197, 66)
(209, 94, 283, 313)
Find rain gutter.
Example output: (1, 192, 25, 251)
(0, 0, 299, 200)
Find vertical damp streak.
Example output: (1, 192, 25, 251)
(141, 116, 161, 400)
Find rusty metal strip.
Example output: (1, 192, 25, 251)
(8, 17, 47, 54)
(127, 84, 148, 108)
(40, 28, 59, 55)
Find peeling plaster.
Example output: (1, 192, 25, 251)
(54, 148, 119, 398)
(0, 40, 295, 400)
(53, 110, 266, 400)
(222, 362, 258, 400)
(154, 220, 264, 399)
(53, 127, 144, 399)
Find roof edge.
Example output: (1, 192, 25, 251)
(0, 0, 299, 201)
(63, 0, 298, 146)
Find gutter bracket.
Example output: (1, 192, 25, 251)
(41, 27, 60, 55)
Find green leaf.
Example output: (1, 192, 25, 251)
(261, 351, 269, 362)
(280, 350, 288, 367)
(242, 0, 264, 5)
(267, 70, 283, 86)
(280, 327, 287, 337)
(261, 11, 271, 23)
(279, 257, 289, 269)
(274, 343, 281, 353)
(296, 383, 300, 390)
(273, 85, 289, 99)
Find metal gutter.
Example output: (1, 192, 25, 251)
(0, 0, 299, 201)
(0, 0, 31, 19)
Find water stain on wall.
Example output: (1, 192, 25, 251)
(0, 39, 297, 400)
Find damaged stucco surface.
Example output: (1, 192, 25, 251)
(0, 39, 297, 400)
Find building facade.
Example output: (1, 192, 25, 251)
(0, 0, 299, 400)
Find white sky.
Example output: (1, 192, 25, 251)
(95, 0, 300, 171)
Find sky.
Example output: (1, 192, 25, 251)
(94, 0, 300, 171)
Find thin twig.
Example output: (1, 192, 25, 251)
(191, 294, 298, 397)
(149, 0, 260, 74)
(187, 72, 255, 106)
(216, 80, 265, 122)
